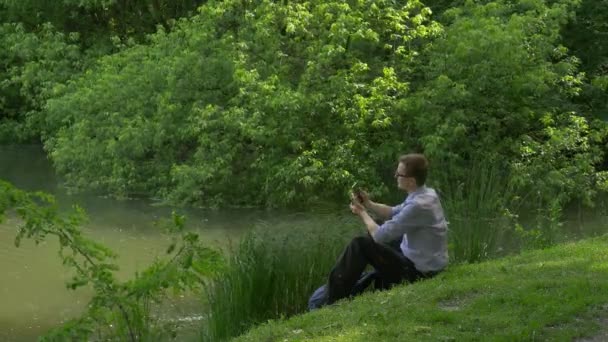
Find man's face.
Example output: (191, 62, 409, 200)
(394, 162, 414, 191)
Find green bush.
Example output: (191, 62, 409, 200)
(406, 0, 607, 207)
(38, 0, 608, 211)
(44, 0, 441, 207)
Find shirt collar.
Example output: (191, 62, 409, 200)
(405, 185, 427, 202)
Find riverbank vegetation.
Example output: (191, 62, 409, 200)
(1, 0, 608, 340)
(236, 235, 608, 341)
(201, 216, 356, 341)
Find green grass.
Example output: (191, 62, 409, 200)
(234, 235, 608, 341)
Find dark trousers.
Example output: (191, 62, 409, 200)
(327, 235, 432, 304)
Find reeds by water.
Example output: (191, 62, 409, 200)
(200, 214, 358, 341)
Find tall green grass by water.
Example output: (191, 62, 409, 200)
(200, 214, 359, 341)
(437, 161, 516, 263)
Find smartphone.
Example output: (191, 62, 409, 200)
(355, 189, 364, 203)
(350, 182, 365, 203)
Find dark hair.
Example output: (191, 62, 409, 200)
(399, 153, 428, 186)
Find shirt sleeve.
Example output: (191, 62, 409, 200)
(373, 202, 424, 244)
(390, 203, 405, 218)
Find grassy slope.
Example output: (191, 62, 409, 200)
(234, 235, 608, 341)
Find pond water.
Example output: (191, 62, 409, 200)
(0, 145, 279, 341)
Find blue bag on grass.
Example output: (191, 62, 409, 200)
(308, 270, 380, 310)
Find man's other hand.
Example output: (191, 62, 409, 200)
(351, 190, 370, 207)
(350, 201, 365, 215)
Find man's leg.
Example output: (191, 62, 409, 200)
(373, 258, 424, 290)
(351, 271, 378, 296)
(327, 235, 417, 304)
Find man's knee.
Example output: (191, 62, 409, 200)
(346, 235, 375, 253)
(350, 235, 374, 247)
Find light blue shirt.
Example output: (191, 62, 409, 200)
(372, 186, 449, 272)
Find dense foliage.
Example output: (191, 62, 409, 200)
(42, 0, 443, 206)
(0, 0, 206, 143)
(405, 0, 608, 203)
(560, 0, 608, 154)
(0, 0, 205, 40)
(0, 23, 84, 142)
(33, 0, 607, 209)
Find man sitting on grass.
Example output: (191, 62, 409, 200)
(309, 153, 449, 309)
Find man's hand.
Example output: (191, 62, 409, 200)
(350, 201, 365, 215)
(357, 190, 371, 208)
(349, 197, 379, 236)
(354, 191, 393, 220)
(351, 189, 371, 207)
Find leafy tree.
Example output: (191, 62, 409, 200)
(44, 0, 441, 207)
(404, 0, 607, 205)
(0, 23, 83, 142)
(31, 0, 608, 209)
(562, 0, 608, 125)
(0, 0, 210, 144)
